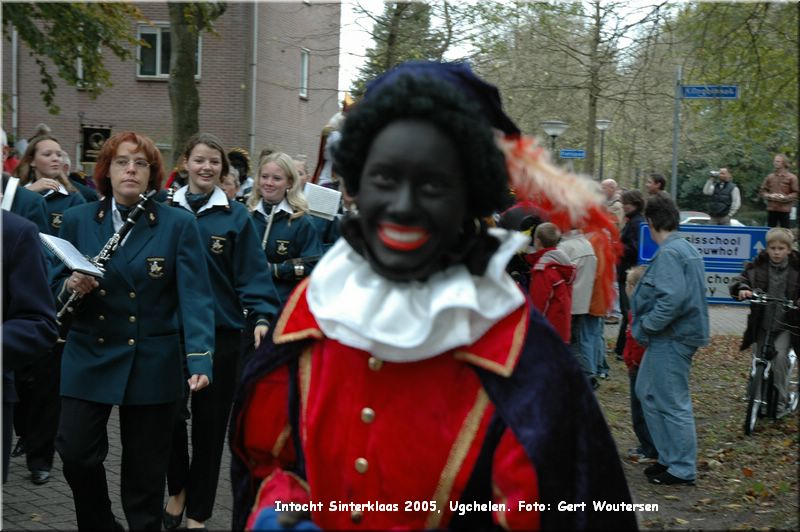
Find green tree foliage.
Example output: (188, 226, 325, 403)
(2, 2, 142, 114)
(350, 2, 449, 96)
(167, 2, 226, 165)
(667, 2, 798, 209)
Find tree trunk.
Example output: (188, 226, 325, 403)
(168, 3, 199, 167)
(584, 1, 602, 179)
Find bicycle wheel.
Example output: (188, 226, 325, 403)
(744, 364, 766, 435)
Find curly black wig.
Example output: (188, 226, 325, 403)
(333, 74, 510, 218)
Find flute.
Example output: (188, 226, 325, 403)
(56, 190, 156, 339)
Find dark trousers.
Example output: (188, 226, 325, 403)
(628, 367, 657, 458)
(767, 210, 791, 228)
(56, 397, 178, 531)
(3, 401, 13, 483)
(14, 344, 62, 472)
(615, 276, 629, 357)
(167, 329, 240, 522)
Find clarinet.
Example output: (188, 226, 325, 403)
(56, 190, 157, 339)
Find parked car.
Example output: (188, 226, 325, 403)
(680, 210, 745, 226)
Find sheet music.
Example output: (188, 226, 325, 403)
(40, 233, 104, 278)
(303, 182, 341, 221)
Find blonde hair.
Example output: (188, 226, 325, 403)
(247, 151, 308, 216)
(765, 227, 794, 248)
(534, 222, 561, 248)
(626, 265, 647, 290)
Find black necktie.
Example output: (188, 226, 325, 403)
(261, 200, 278, 217)
(186, 192, 212, 213)
(117, 204, 132, 221)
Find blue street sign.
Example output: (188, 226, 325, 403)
(559, 149, 586, 159)
(680, 85, 739, 99)
(637, 223, 768, 305)
(704, 265, 748, 305)
(639, 223, 768, 265)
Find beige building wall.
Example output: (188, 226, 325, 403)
(2, 1, 340, 177)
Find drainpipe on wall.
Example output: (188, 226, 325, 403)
(11, 29, 19, 142)
(249, 2, 258, 161)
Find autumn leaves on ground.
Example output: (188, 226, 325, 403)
(598, 335, 799, 530)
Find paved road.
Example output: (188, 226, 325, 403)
(2, 305, 749, 530)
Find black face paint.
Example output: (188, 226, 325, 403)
(356, 120, 467, 281)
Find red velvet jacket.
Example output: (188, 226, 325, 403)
(622, 311, 646, 371)
(230, 279, 636, 531)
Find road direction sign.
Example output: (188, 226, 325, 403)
(680, 85, 739, 99)
(559, 149, 586, 159)
(704, 265, 747, 305)
(639, 224, 768, 264)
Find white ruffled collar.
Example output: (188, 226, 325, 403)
(306, 228, 528, 362)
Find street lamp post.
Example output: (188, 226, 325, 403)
(540, 120, 569, 153)
(595, 118, 612, 181)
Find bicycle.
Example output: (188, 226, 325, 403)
(742, 290, 799, 435)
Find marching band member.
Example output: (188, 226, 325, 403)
(163, 133, 280, 531)
(14, 134, 85, 234)
(230, 62, 634, 530)
(247, 152, 322, 304)
(52, 131, 214, 531)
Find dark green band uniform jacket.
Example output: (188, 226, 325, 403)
(171, 186, 280, 329)
(52, 196, 215, 405)
(39, 185, 86, 235)
(2, 175, 50, 234)
(251, 199, 323, 303)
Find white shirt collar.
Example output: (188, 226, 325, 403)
(306, 228, 528, 362)
(173, 185, 228, 214)
(255, 197, 292, 217)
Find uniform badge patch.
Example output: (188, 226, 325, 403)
(276, 240, 290, 255)
(210, 236, 226, 255)
(50, 212, 63, 230)
(146, 257, 166, 279)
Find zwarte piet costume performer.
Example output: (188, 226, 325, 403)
(230, 61, 634, 530)
(52, 131, 215, 531)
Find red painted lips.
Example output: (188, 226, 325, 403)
(377, 222, 431, 251)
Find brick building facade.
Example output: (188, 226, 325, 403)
(2, 2, 341, 176)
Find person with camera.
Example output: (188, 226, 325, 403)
(703, 167, 740, 225)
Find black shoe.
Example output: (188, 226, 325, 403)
(11, 438, 27, 458)
(162, 505, 184, 530)
(30, 469, 50, 485)
(648, 471, 695, 485)
(644, 463, 668, 477)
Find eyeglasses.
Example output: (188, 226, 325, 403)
(112, 157, 151, 170)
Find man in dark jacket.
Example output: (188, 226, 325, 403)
(703, 167, 740, 225)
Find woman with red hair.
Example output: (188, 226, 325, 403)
(51, 131, 215, 531)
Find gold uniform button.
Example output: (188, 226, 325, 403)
(367, 357, 383, 371)
(129, 316, 136, 323)
(98, 315, 105, 321)
(128, 339, 135, 346)
(97, 337, 105, 344)
(129, 292, 136, 299)
(99, 289, 107, 296)
(351, 510, 363, 524)
(354, 457, 368, 474)
(360, 407, 375, 424)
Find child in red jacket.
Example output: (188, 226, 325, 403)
(527, 222, 576, 343)
(623, 265, 657, 461)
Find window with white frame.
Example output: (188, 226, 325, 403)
(299, 49, 310, 98)
(138, 24, 201, 79)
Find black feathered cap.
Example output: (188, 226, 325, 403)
(364, 60, 520, 136)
